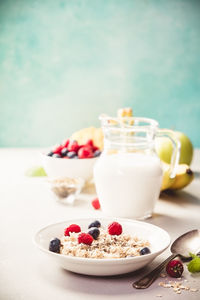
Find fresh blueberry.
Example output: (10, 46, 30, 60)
(52, 153, 61, 158)
(88, 220, 101, 229)
(67, 151, 76, 158)
(140, 247, 151, 255)
(61, 147, 69, 157)
(93, 150, 101, 157)
(47, 151, 54, 156)
(73, 155, 79, 159)
(88, 228, 100, 240)
(49, 238, 61, 253)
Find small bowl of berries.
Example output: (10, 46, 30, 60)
(41, 139, 101, 182)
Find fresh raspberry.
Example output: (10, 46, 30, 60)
(64, 224, 81, 236)
(92, 146, 99, 152)
(62, 139, 70, 148)
(78, 144, 84, 149)
(91, 198, 101, 210)
(68, 140, 80, 153)
(85, 139, 100, 153)
(78, 146, 93, 158)
(166, 259, 184, 278)
(53, 145, 63, 154)
(86, 139, 94, 148)
(108, 222, 122, 235)
(78, 233, 93, 245)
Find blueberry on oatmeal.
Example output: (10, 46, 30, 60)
(88, 228, 100, 240)
(49, 238, 61, 253)
(140, 247, 151, 255)
(88, 220, 101, 229)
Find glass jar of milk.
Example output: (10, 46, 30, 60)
(94, 115, 180, 219)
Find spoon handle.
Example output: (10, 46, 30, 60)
(132, 253, 178, 289)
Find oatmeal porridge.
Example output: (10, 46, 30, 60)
(49, 220, 151, 259)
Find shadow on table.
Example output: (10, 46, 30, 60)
(194, 171, 200, 179)
(149, 214, 196, 233)
(56, 264, 160, 296)
(159, 170, 200, 207)
(160, 190, 200, 206)
(39, 258, 162, 296)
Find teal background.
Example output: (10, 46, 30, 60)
(0, 0, 200, 147)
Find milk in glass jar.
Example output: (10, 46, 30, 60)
(94, 115, 180, 219)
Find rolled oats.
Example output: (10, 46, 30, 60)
(60, 228, 150, 259)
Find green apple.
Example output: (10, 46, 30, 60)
(25, 166, 47, 177)
(155, 131, 193, 165)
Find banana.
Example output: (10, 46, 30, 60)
(169, 164, 194, 190)
(117, 107, 133, 118)
(161, 162, 175, 191)
(70, 108, 134, 150)
(70, 127, 104, 150)
(161, 163, 194, 191)
(117, 107, 134, 125)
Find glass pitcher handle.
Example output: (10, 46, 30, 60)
(156, 129, 181, 178)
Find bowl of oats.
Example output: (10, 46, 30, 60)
(34, 218, 170, 276)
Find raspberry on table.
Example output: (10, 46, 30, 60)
(64, 224, 81, 236)
(166, 259, 184, 278)
(91, 198, 101, 210)
(108, 222, 122, 235)
(78, 233, 93, 245)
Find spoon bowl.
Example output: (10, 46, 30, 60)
(133, 229, 200, 289)
(171, 229, 200, 260)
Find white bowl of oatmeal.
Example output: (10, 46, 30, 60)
(34, 218, 170, 276)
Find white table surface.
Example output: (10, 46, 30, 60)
(0, 148, 199, 300)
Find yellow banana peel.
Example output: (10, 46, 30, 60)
(161, 163, 194, 191)
(169, 164, 194, 190)
(161, 162, 175, 191)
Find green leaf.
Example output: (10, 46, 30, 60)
(25, 166, 47, 177)
(189, 252, 198, 259)
(187, 254, 200, 273)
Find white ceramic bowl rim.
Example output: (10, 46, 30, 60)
(33, 217, 171, 264)
(41, 152, 99, 161)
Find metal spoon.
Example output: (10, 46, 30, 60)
(133, 229, 200, 289)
